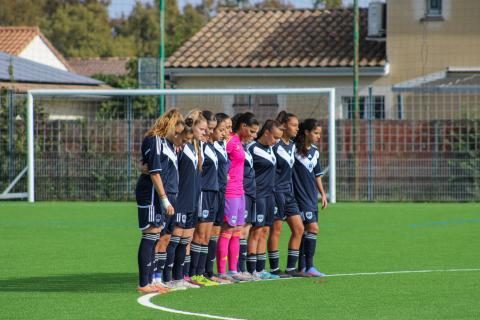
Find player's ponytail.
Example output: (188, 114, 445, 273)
(257, 119, 280, 140)
(185, 109, 207, 171)
(276, 111, 296, 125)
(295, 118, 321, 157)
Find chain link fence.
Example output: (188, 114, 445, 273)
(1, 87, 479, 201)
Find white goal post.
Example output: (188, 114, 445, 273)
(26, 88, 336, 203)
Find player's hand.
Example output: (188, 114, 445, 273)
(166, 205, 175, 216)
(321, 194, 328, 209)
(139, 162, 149, 175)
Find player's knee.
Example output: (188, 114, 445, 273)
(306, 223, 318, 234)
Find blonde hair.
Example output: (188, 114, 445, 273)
(145, 109, 184, 138)
(185, 109, 207, 171)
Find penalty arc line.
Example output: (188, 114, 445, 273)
(137, 268, 480, 319)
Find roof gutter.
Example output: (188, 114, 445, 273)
(166, 64, 389, 78)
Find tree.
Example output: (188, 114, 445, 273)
(254, 0, 294, 9)
(312, 0, 343, 9)
(0, 0, 45, 26)
(42, 1, 115, 57)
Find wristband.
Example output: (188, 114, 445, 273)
(161, 197, 171, 209)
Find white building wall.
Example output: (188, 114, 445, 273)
(19, 36, 68, 71)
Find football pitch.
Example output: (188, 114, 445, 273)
(0, 202, 479, 320)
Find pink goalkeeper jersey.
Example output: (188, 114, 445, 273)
(225, 133, 245, 198)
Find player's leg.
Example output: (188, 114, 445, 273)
(303, 211, 324, 277)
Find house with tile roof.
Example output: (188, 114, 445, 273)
(0, 26, 72, 72)
(0, 52, 108, 119)
(165, 0, 480, 120)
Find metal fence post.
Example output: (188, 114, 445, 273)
(127, 96, 133, 197)
(367, 86, 373, 201)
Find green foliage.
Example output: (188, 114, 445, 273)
(312, 0, 343, 9)
(41, 1, 114, 57)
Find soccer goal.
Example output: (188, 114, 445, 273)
(22, 88, 336, 203)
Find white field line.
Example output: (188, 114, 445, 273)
(138, 268, 480, 319)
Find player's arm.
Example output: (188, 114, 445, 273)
(150, 173, 174, 216)
(315, 176, 328, 210)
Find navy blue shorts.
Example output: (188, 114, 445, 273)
(137, 204, 164, 231)
(244, 195, 256, 224)
(214, 191, 226, 226)
(197, 191, 218, 223)
(161, 193, 177, 236)
(273, 191, 300, 221)
(300, 208, 318, 224)
(251, 195, 275, 227)
(175, 211, 197, 229)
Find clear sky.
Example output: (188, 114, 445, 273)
(108, 0, 379, 18)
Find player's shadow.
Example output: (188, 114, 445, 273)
(0, 273, 137, 293)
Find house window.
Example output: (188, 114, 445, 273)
(232, 95, 279, 121)
(426, 0, 442, 16)
(342, 96, 385, 119)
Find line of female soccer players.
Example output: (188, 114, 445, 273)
(135, 108, 328, 293)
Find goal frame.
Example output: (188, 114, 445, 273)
(26, 88, 336, 203)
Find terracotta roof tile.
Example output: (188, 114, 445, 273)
(0, 26, 72, 71)
(166, 8, 385, 69)
(67, 57, 131, 77)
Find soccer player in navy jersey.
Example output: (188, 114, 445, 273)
(205, 113, 233, 283)
(247, 119, 283, 280)
(161, 110, 208, 290)
(292, 119, 328, 277)
(188, 110, 221, 287)
(268, 111, 306, 277)
(135, 109, 184, 294)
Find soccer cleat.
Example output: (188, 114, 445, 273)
(137, 285, 158, 294)
(208, 275, 233, 284)
(271, 269, 292, 278)
(191, 275, 219, 286)
(185, 276, 204, 287)
(238, 272, 256, 281)
(228, 272, 252, 282)
(285, 269, 308, 277)
(217, 273, 240, 283)
(306, 267, 326, 277)
(180, 279, 201, 289)
(163, 280, 188, 291)
(254, 271, 280, 280)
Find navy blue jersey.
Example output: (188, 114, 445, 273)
(249, 141, 276, 198)
(273, 139, 296, 192)
(243, 143, 256, 198)
(176, 143, 199, 213)
(160, 138, 179, 194)
(200, 142, 219, 191)
(214, 141, 230, 193)
(135, 135, 163, 205)
(292, 145, 324, 211)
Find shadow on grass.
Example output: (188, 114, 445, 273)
(0, 273, 137, 293)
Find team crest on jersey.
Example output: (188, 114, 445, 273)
(155, 213, 161, 223)
(244, 210, 248, 218)
(202, 210, 209, 219)
(182, 214, 187, 224)
(305, 212, 313, 220)
(231, 215, 237, 224)
(274, 207, 278, 215)
(256, 214, 264, 223)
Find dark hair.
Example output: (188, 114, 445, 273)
(295, 118, 321, 157)
(215, 112, 230, 128)
(232, 112, 259, 132)
(257, 119, 280, 140)
(202, 110, 216, 123)
(276, 111, 297, 125)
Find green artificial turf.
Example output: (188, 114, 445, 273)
(0, 202, 479, 320)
